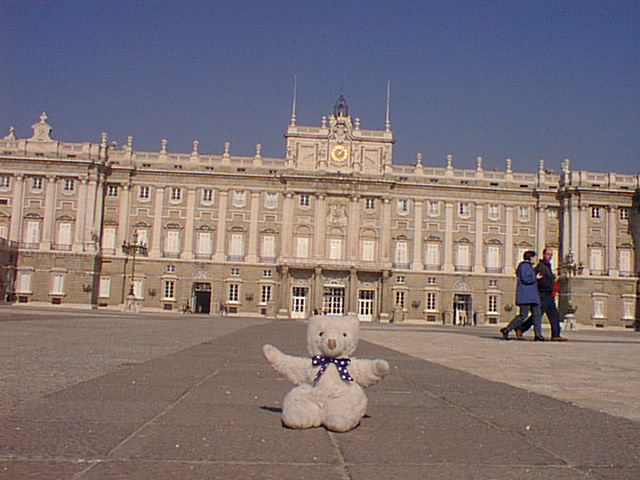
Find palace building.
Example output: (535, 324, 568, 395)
(0, 96, 638, 326)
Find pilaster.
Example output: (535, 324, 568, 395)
(213, 189, 228, 262)
(9, 174, 25, 242)
(150, 186, 165, 258)
(411, 200, 423, 270)
(182, 188, 196, 259)
(246, 191, 260, 263)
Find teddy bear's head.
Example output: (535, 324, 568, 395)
(306, 314, 360, 358)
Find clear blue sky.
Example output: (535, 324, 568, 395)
(1, 0, 639, 174)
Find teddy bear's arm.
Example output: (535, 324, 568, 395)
(349, 358, 390, 387)
(262, 344, 314, 385)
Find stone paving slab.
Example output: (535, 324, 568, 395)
(1, 312, 640, 479)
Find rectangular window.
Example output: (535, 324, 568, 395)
(486, 245, 501, 270)
(165, 230, 180, 253)
(230, 267, 240, 276)
(365, 198, 375, 210)
(300, 194, 310, 207)
(170, 187, 182, 201)
(0, 176, 10, 188)
(427, 277, 437, 285)
(456, 244, 471, 269)
(459, 202, 470, 217)
(51, 273, 65, 295)
(136, 229, 149, 248)
(591, 207, 601, 219)
(329, 238, 342, 260)
(397, 199, 409, 213)
(425, 243, 440, 267)
(590, 248, 604, 274)
(362, 239, 375, 261)
(427, 200, 439, 216)
(518, 206, 529, 220)
(426, 292, 437, 311)
(260, 285, 272, 304)
(139, 186, 150, 199)
(17, 271, 32, 293)
(295, 237, 309, 258)
(593, 297, 605, 318)
(202, 188, 213, 202)
(107, 185, 118, 197)
(228, 283, 239, 302)
(0, 224, 7, 239)
(262, 269, 272, 278)
(396, 275, 405, 284)
(395, 291, 406, 308)
(623, 299, 634, 319)
(25, 221, 41, 244)
(102, 227, 116, 251)
(395, 241, 408, 265)
(262, 235, 276, 258)
(98, 276, 111, 298)
(488, 205, 499, 220)
(63, 178, 75, 192)
(488, 295, 499, 314)
(619, 208, 629, 221)
(163, 280, 176, 300)
(32, 177, 43, 190)
(57, 222, 73, 247)
(197, 231, 212, 255)
(229, 233, 244, 257)
(619, 249, 632, 274)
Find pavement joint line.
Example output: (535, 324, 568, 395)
(327, 431, 352, 480)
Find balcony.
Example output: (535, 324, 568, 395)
(163, 251, 181, 259)
(485, 267, 503, 274)
(455, 265, 472, 272)
(227, 255, 245, 262)
(194, 253, 213, 260)
(51, 243, 72, 251)
(423, 264, 442, 271)
(393, 263, 410, 270)
(19, 242, 40, 250)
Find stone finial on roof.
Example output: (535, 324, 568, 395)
(3, 126, 16, 140)
(30, 111, 54, 142)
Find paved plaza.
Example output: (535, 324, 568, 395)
(1, 306, 639, 479)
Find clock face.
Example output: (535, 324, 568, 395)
(331, 145, 349, 162)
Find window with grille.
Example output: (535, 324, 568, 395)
(426, 292, 437, 311)
(0, 176, 10, 188)
(107, 185, 118, 197)
(202, 189, 213, 202)
(63, 179, 75, 192)
(300, 194, 310, 207)
(32, 177, 43, 190)
(139, 186, 150, 199)
(261, 285, 272, 303)
(163, 280, 175, 299)
(365, 198, 375, 210)
(619, 208, 629, 220)
(488, 295, 499, 314)
(228, 284, 239, 302)
(170, 187, 182, 201)
(591, 207, 601, 219)
(395, 291, 406, 308)
(459, 202, 470, 217)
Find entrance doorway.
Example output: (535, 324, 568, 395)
(291, 287, 308, 319)
(323, 287, 345, 315)
(453, 294, 472, 325)
(192, 283, 211, 314)
(358, 290, 375, 321)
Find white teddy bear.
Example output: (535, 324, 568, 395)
(263, 314, 390, 432)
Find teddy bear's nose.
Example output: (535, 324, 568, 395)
(327, 339, 337, 350)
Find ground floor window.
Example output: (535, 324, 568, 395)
(260, 285, 272, 304)
(163, 280, 175, 300)
(425, 292, 437, 311)
(323, 287, 345, 315)
(228, 283, 239, 303)
(395, 290, 406, 309)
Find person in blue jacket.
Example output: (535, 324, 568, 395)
(500, 250, 544, 341)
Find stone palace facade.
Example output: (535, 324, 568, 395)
(0, 96, 638, 326)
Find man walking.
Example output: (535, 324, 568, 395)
(500, 250, 544, 341)
(536, 248, 568, 341)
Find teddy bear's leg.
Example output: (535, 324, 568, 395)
(282, 385, 323, 429)
(324, 388, 368, 433)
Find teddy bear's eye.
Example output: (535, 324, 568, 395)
(343, 333, 347, 337)
(319, 331, 324, 337)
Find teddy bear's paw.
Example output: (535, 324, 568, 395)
(324, 413, 362, 433)
(375, 359, 391, 378)
(262, 344, 280, 363)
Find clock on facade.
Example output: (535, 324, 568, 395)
(331, 144, 349, 162)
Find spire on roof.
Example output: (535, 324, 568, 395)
(333, 94, 349, 117)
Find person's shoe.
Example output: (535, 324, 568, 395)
(534, 336, 545, 342)
(514, 328, 524, 340)
(551, 336, 568, 342)
(499, 327, 509, 340)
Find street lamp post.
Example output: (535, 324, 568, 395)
(122, 232, 147, 307)
(561, 250, 583, 330)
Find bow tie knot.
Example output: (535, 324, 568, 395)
(312, 355, 354, 384)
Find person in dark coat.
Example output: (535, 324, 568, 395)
(500, 250, 544, 341)
(519, 248, 567, 341)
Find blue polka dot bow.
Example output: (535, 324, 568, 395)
(312, 355, 354, 384)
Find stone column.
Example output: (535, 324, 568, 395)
(9, 174, 25, 243)
(150, 186, 165, 258)
(381, 198, 391, 262)
(379, 270, 392, 322)
(182, 188, 196, 259)
(504, 206, 514, 272)
(313, 194, 327, 259)
(281, 193, 294, 259)
(83, 174, 98, 248)
(213, 189, 228, 262)
(536, 204, 546, 253)
(561, 196, 570, 260)
(607, 206, 618, 277)
(91, 172, 106, 252)
(73, 177, 88, 252)
(348, 267, 357, 315)
(117, 184, 131, 248)
(348, 196, 361, 261)
(246, 191, 260, 263)
(313, 267, 323, 313)
(474, 203, 484, 273)
(40, 176, 57, 249)
(577, 204, 588, 273)
(277, 265, 290, 318)
(411, 200, 423, 270)
(443, 202, 454, 272)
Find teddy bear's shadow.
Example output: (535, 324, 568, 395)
(259, 405, 371, 419)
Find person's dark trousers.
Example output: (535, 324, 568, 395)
(520, 295, 561, 337)
(541, 294, 561, 337)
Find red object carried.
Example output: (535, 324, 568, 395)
(551, 280, 560, 297)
